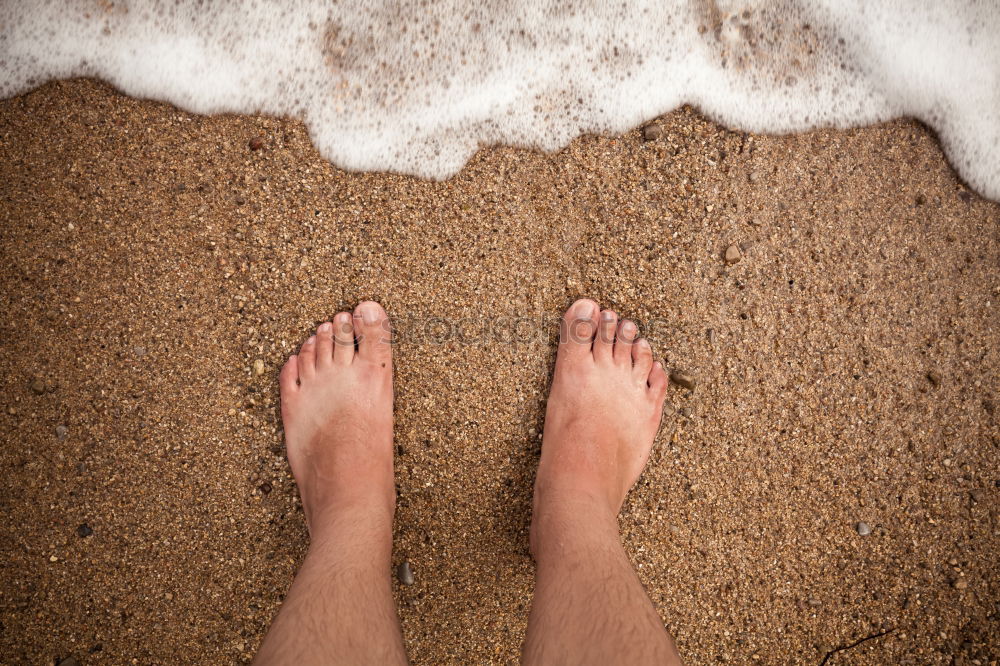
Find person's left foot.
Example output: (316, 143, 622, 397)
(279, 301, 395, 539)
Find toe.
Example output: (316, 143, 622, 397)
(647, 360, 668, 398)
(315, 321, 334, 367)
(593, 310, 618, 362)
(559, 298, 599, 360)
(614, 319, 637, 365)
(279, 355, 300, 392)
(298, 335, 317, 380)
(333, 311, 355, 365)
(632, 337, 653, 380)
(354, 301, 392, 365)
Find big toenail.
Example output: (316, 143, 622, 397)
(571, 300, 593, 318)
(359, 303, 380, 324)
(319, 322, 332, 333)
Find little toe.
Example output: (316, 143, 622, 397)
(298, 335, 317, 380)
(558, 299, 599, 362)
(279, 355, 300, 392)
(632, 337, 653, 380)
(333, 311, 355, 365)
(593, 310, 618, 362)
(647, 360, 668, 398)
(353, 301, 392, 365)
(614, 319, 637, 366)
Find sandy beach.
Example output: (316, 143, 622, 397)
(1, 78, 998, 664)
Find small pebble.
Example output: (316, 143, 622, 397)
(969, 489, 983, 503)
(165, 592, 174, 601)
(953, 578, 968, 590)
(679, 407, 692, 419)
(76, 523, 93, 538)
(57, 658, 79, 666)
(49, 554, 59, 562)
(641, 124, 663, 141)
(133, 346, 146, 358)
(669, 372, 696, 391)
(707, 328, 717, 345)
(724, 244, 742, 264)
(249, 136, 265, 150)
(397, 561, 415, 586)
(55, 425, 68, 441)
(30, 378, 46, 395)
(258, 481, 272, 495)
(254, 359, 266, 376)
(926, 370, 942, 386)
(855, 521, 872, 536)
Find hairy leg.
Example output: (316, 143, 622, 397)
(522, 299, 682, 666)
(254, 302, 407, 666)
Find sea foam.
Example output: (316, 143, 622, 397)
(1, 0, 998, 199)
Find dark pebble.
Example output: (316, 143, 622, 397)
(76, 523, 93, 538)
(707, 328, 717, 345)
(55, 425, 68, 441)
(249, 137, 265, 150)
(669, 372, 696, 391)
(258, 481, 272, 495)
(641, 124, 663, 141)
(926, 370, 942, 386)
(397, 561, 415, 586)
(30, 378, 45, 395)
(57, 658, 79, 666)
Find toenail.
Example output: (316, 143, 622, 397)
(337, 312, 351, 323)
(319, 322, 332, 333)
(601, 311, 614, 321)
(359, 302, 380, 324)
(571, 300, 593, 318)
(305, 336, 316, 345)
(623, 321, 637, 337)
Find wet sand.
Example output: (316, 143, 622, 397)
(0, 78, 998, 665)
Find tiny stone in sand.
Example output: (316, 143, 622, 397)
(254, 359, 265, 376)
(397, 561, 415, 586)
(724, 245, 742, 264)
(670, 372, 697, 391)
(856, 521, 872, 536)
(642, 124, 663, 141)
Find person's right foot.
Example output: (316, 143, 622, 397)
(531, 299, 668, 552)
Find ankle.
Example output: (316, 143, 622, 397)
(308, 500, 394, 557)
(529, 486, 622, 561)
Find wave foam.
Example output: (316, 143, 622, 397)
(1, 0, 998, 198)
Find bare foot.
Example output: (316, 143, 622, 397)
(279, 301, 394, 539)
(531, 298, 668, 553)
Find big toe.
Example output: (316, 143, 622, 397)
(353, 301, 392, 365)
(558, 299, 599, 362)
